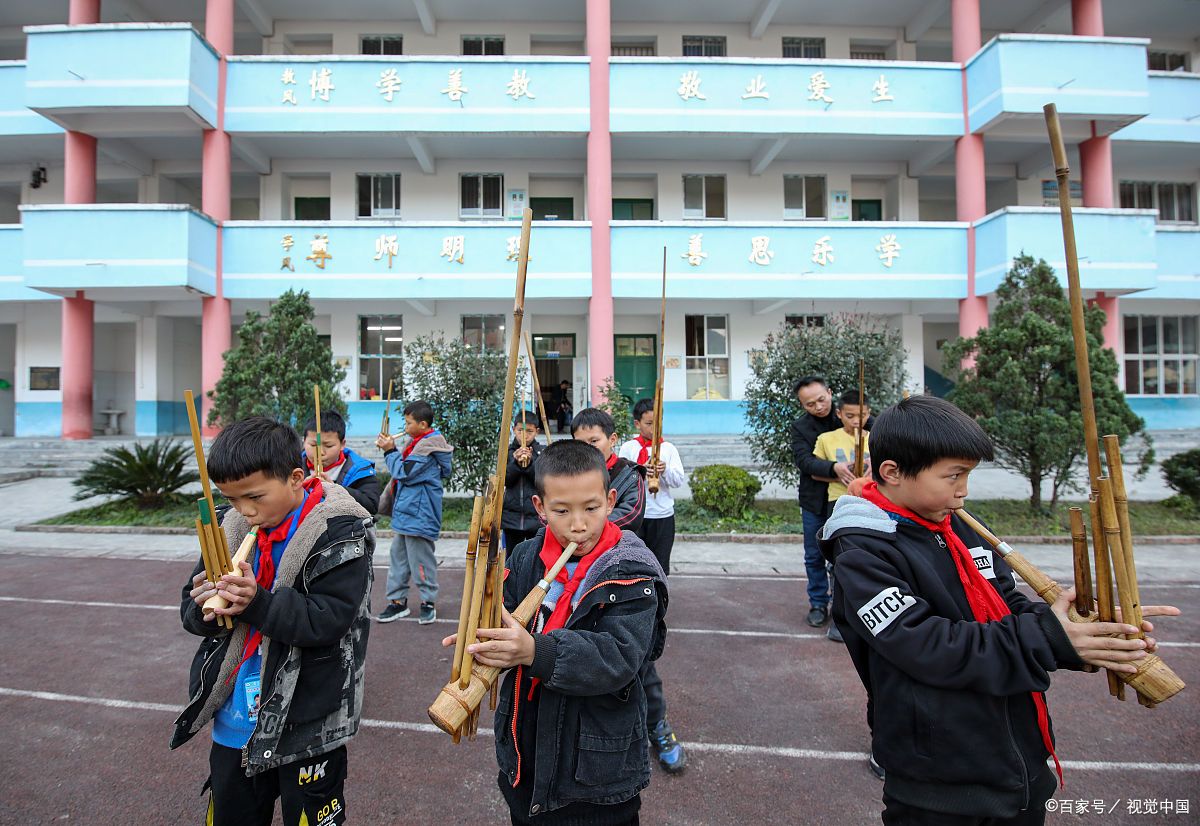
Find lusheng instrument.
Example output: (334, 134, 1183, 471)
(185, 390, 260, 629)
(429, 541, 578, 737)
(517, 375, 532, 467)
(313, 384, 324, 477)
(430, 208, 533, 741)
(1031, 103, 1185, 706)
(647, 248, 667, 495)
(379, 379, 394, 437)
(853, 357, 866, 478)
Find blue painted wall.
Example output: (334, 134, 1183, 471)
(0, 62, 62, 136)
(136, 400, 189, 436)
(1127, 397, 1200, 431)
(15, 402, 61, 438)
(1113, 73, 1200, 144)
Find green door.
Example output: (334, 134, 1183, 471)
(613, 334, 657, 405)
(612, 198, 654, 220)
(530, 197, 574, 220)
(852, 199, 882, 221)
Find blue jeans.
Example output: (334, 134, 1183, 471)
(802, 508, 830, 609)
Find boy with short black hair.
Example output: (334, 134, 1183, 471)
(570, 407, 644, 533)
(821, 396, 1175, 824)
(375, 399, 453, 625)
(813, 390, 871, 504)
(445, 439, 667, 825)
(301, 408, 381, 513)
(502, 408, 544, 551)
(172, 416, 374, 826)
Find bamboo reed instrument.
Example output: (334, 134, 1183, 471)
(1044, 103, 1184, 706)
(429, 541, 578, 737)
(201, 527, 260, 617)
(313, 384, 324, 477)
(517, 379, 531, 468)
(647, 248, 667, 495)
(432, 208, 534, 742)
(853, 357, 866, 478)
(523, 329, 553, 445)
(184, 390, 234, 630)
(379, 379, 393, 437)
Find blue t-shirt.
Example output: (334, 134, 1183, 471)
(212, 504, 305, 749)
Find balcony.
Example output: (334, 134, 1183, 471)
(1113, 72, 1200, 145)
(0, 62, 62, 138)
(23, 24, 219, 134)
(610, 58, 962, 137)
(0, 226, 54, 301)
(224, 57, 589, 135)
(219, 221, 591, 299)
(610, 222, 967, 300)
(973, 207, 1158, 295)
(20, 204, 217, 296)
(966, 35, 1149, 136)
(1128, 226, 1200, 300)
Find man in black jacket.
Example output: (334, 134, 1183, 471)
(789, 375, 857, 627)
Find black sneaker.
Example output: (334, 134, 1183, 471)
(807, 606, 829, 627)
(418, 602, 437, 625)
(826, 622, 844, 643)
(377, 601, 409, 622)
(651, 719, 687, 774)
(869, 754, 886, 781)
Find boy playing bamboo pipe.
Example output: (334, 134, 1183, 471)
(820, 396, 1179, 825)
(443, 439, 667, 825)
(172, 417, 375, 826)
(301, 409, 382, 514)
(502, 408, 544, 551)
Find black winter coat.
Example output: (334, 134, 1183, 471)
(503, 438, 544, 533)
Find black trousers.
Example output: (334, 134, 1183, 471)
(206, 743, 347, 826)
(882, 794, 1046, 826)
(504, 528, 540, 552)
(636, 515, 675, 726)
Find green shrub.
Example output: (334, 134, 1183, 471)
(689, 464, 762, 518)
(1162, 448, 1200, 505)
(73, 439, 200, 509)
(595, 376, 634, 443)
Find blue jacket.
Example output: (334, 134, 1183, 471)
(300, 447, 381, 514)
(384, 431, 453, 540)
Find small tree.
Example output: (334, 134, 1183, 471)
(595, 376, 634, 443)
(401, 333, 526, 494)
(945, 254, 1152, 511)
(74, 439, 199, 508)
(743, 314, 907, 487)
(208, 289, 347, 428)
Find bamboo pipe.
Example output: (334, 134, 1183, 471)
(648, 247, 668, 495)
(489, 547, 506, 712)
(202, 528, 261, 616)
(1103, 436, 1144, 635)
(379, 379, 393, 437)
(523, 329, 553, 445)
(854, 358, 866, 478)
(459, 518, 495, 690)
(1089, 495, 1125, 699)
(955, 509, 1062, 602)
(185, 389, 233, 576)
(429, 542, 578, 737)
(1068, 507, 1094, 618)
(517, 379, 531, 467)
(198, 500, 233, 629)
(313, 384, 324, 477)
(451, 496, 486, 684)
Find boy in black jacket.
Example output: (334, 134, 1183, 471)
(571, 407, 645, 534)
(445, 439, 667, 825)
(502, 408, 544, 551)
(172, 417, 374, 826)
(821, 396, 1176, 825)
(301, 409, 382, 513)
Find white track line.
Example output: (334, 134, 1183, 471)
(1, 595, 1197, 646)
(2, 687, 1198, 773)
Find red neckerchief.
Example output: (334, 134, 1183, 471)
(227, 478, 324, 683)
(402, 429, 432, 459)
(859, 481, 1063, 787)
(525, 520, 623, 698)
(635, 435, 656, 465)
(605, 452, 619, 471)
(306, 450, 346, 474)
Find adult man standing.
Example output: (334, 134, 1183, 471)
(790, 376, 857, 629)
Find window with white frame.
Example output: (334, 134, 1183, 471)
(356, 173, 401, 218)
(611, 40, 655, 56)
(360, 35, 403, 55)
(1148, 50, 1189, 72)
(462, 314, 506, 352)
(1124, 315, 1199, 396)
(682, 35, 725, 57)
(685, 314, 730, 399)
(785, 314, 825, 328)
(783, 37, 826, 58)
(359, 315, 403, 400)
(683, 175, 726, 219)
(460, 173, 504, 218)
(1119, 181, 1196, 224)
(463, 35, 504, 55)
(783, 175, 827, 219)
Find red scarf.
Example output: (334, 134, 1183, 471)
(403, 429, 432, 459)
(605, 452, 618, 471)
(306, 450, 346, 474)
(634, 435, 656, 465)
(859, 481, 1064, 788)
(227, 478, 324, 683)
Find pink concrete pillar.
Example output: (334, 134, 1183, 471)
(63, 132, 97, 205)
(585, 0, 613, 404)
(61, 292, 94, 439)
(200, 0, 234, 433)
(1079, 132, 1114, 208)
(1093, 292, 1121, 355)
(953, 0, 989, 344)
(1071, 0, 1104, 36)
(69, 0, 101, 25)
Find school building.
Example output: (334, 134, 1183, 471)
(0, 0, 1196, 437)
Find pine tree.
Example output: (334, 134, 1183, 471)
(945, 255, 1152, 511)
(207, 289, 347, 428)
